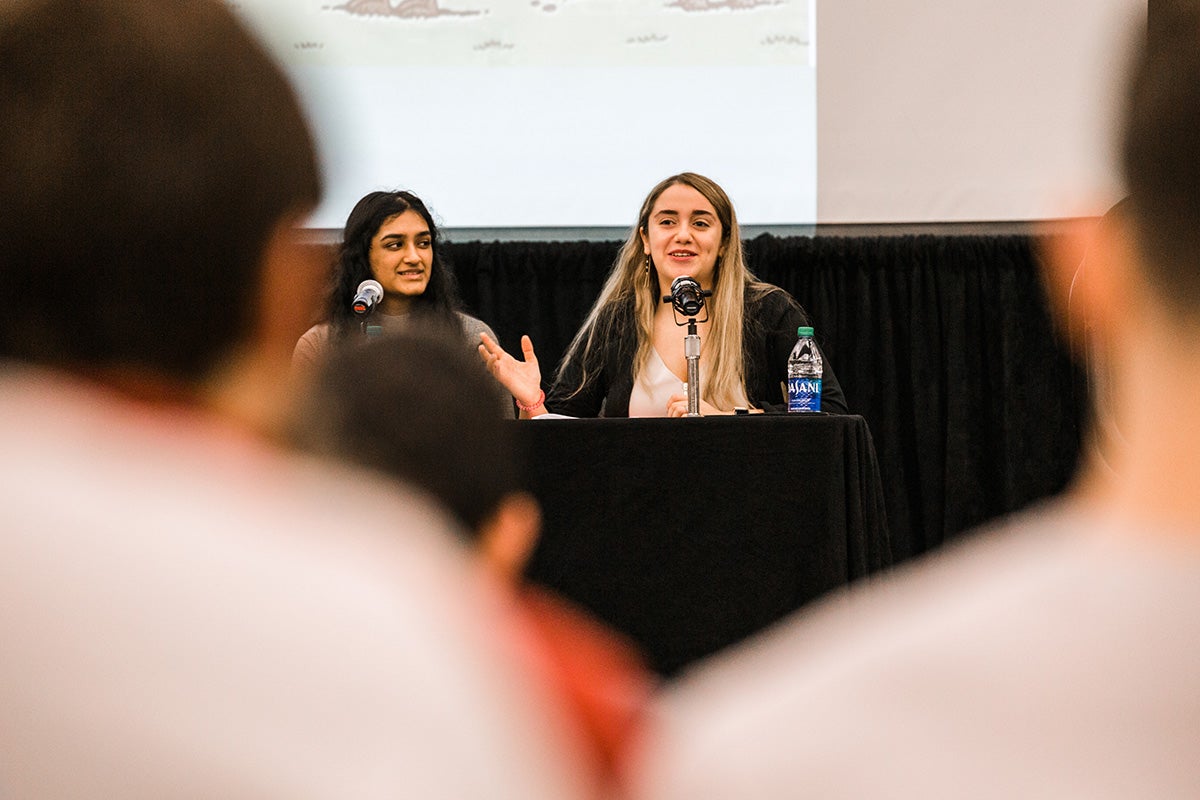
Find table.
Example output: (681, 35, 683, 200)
(513, 414, 891, 676)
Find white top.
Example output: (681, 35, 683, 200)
(628, 346, 686, 418)
(0, 367, 590, 799)
(633, 503, 1200, 799)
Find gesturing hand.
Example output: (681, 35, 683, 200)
(478, 333, 545, 411)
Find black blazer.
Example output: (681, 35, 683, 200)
(546, 285, 848, 417)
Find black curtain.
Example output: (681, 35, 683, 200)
(450, 238, 621, 377)
(446, 233, 1087, 564)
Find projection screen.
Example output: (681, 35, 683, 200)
(230, 0, 1142, 229)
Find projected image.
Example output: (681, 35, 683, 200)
(335, 0, 483, 18)
(232, 0, 809, 68)
(228, 0, 816, 228)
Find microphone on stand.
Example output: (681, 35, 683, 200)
(352, 279, 384, 316)
(660, 276, 711, 417)
(665, 275, 710, 318)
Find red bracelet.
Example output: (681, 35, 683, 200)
(516, 390, 545, 413)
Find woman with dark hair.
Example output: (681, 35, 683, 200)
(479, 173, 846, 418)
(294, 190, 512, 415)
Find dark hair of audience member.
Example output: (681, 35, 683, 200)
(1121, 4, 1200, 318)
(0, 0, 321, 382)
(291, 324, 519, 534)
(326, 191, 463, 337)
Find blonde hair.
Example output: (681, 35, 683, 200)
(557, 172, 781, 411)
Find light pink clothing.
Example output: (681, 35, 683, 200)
(0, 368, 590, 799)
(635, 504, 1200, 799)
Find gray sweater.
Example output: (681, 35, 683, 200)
(292, 311, 514, 418)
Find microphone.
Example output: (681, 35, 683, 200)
(664, 275, 711, 318)
(352, 279, 383, 316)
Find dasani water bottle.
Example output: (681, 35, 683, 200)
(786, 326, 823, 413)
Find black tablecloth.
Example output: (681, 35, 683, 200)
(514, 414, 891, 676)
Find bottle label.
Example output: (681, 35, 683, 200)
(787, 378, 822, 413)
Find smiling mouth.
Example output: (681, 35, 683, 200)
(668, 250, 697, 258)
(397, 269, 424, 277)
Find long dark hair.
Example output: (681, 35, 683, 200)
(326, 190, 461, 335)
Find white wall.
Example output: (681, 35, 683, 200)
(817, 0, 1144, 223)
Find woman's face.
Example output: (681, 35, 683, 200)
(368, 209, 433, 309)
(640, 182, 725, 294)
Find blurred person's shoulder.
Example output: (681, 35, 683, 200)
(457, 311, 496, 343)
(0, 366, 594, 799)
(293, 321, 333, 374)
(635, 501, 1200, 799)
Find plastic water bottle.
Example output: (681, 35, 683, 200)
(787, 326, 823, 413)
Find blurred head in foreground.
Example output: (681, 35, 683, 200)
(0, 0, 324, 428)
(291, 326, 655, 789)
(291, 326, 538, 578)
(1043, 3, 1200, 500)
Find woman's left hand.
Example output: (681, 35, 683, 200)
(665, 392, 727, 418)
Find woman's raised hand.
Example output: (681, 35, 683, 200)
(478, 333, 545, 412)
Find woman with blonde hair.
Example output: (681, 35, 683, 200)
(479, 173, 846, 417)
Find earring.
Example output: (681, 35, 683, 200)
(644, 254, 651, 275)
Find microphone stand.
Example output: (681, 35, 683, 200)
(684, 317, 701, 417)
(356, 313, 382, 338)
(662, 277, 711, 417)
